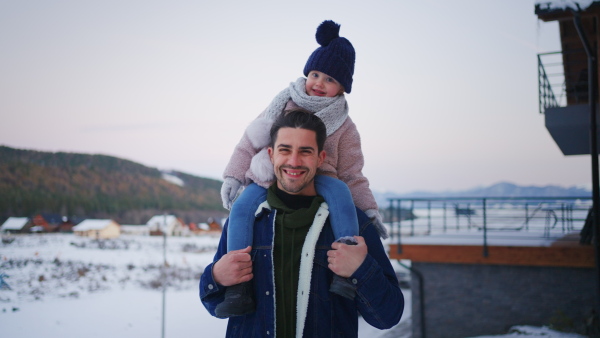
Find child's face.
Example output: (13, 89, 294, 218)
(305, 71, 344, 97)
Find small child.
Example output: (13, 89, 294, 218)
(217, 20, 386, 318)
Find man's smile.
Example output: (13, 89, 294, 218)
(282, 167, 307, 177)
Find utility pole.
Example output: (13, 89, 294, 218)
(161, 214, 167, 338)
(572, 9, 600, 312)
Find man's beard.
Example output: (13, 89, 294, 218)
(275, 165, 315, 194)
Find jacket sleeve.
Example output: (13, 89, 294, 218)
(351, 214, 404, 329)
(199, 221, 229, 317)
(335, 119, 379, 212)
(222, 130, 259, 187)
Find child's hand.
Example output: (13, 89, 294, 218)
(221, 178, 242, 210)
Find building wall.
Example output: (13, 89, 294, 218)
(100, 223, 120, 239)
(75, 222, 120, 239)
(410, 262, 595, 337)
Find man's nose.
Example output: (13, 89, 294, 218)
(288, 152, 302, 166)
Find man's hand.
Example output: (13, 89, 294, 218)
(327, 236, 367, 278)
(213, 246, 253, 286)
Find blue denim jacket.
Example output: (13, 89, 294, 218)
(199, 204, 404, 337)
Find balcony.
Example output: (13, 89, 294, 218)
(538, 50, 599, 155)
(386, 196, 593, 267)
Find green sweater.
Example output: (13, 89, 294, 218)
(267, 184, 324, 338)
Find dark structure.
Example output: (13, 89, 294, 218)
(388, 196, 594, 337)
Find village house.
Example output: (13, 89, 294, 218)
(120, 224, 150, 236)
(30, 213, 63, 233)
(190, 217, 222, 235)
(0, 217, 30, 234)
(72, 219, 121, 239)
(146, 215, 188, 236)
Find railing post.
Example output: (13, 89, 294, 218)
(455, 203, 460, 231)
(427, 201, 432, 234)
(388, 199, 394, 241)
(483, 198, 488, 258)
(525, 203, 529, 231)
(443, 202, 447, 233)
(396, 199, 403, 254)
(410, 200, 415, 236)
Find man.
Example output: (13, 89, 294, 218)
(200, 110, 404, 337)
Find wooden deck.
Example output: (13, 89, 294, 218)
(389, 243, 595, 268)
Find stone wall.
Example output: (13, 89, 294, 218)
(409, 262, 595, 337)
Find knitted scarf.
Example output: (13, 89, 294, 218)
(246, 77, 349, 183)
(263, 77, 349, 136)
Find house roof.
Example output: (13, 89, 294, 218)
(146, 215, 178, 227)
(536, 0, 599, 20)
(1, 217, 29, 230)
(72, 219, 116, 231)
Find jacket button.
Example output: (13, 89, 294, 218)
(352, 278, 358, 284)
(208, 284, 214, 290)
(266, 291, 270, 296)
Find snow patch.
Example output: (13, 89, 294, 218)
(161, 172, 184, 187)
(535, 0, 595, 11)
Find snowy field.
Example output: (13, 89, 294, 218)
(0, 233, 584, 337)
(0, 233, 412, 337)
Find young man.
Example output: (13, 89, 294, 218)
(200, 110, 404, 337)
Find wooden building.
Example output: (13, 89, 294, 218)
(536, 1, 600, 155)
(72, 219, 121, 239)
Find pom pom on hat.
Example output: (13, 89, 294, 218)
(316, 20, 340, 46)
(303, 20, 355, 93)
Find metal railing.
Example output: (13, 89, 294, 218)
(538, 50, 589, 114)
(387, 197, 592, 255)
(538, 51, 562, 114)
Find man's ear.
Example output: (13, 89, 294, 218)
(268, 147, 274, 163)
(318, 150, 326, 166)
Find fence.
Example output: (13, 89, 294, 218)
(386, 197, 592, 250)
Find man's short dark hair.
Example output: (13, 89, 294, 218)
(269, 110, 327, 152)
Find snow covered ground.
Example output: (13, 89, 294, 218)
(0, 233, 412, 337)
(0, 233, 584, 337)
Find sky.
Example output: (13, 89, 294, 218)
(0, 0, 591, 194)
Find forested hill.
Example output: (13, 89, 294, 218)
(0, 146, 226, 224)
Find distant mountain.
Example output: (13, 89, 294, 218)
(0, 146, 227, 224)
(373, 182, 592, 207)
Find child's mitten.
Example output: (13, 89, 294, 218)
(365, 209, 388, 239)
(221, 177, 242, 210)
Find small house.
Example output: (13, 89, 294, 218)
(72, 219, 121, 239)
(0, 217, 30, 234)
(120, 224, 150, 236)
(31, 213, 63, 233)
(146, 215, 187, 236)
(191, 217, 222, 235)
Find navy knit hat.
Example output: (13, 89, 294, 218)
(303, 20, 355, 93)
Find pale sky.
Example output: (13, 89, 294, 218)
(0, 0, 591, 194)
